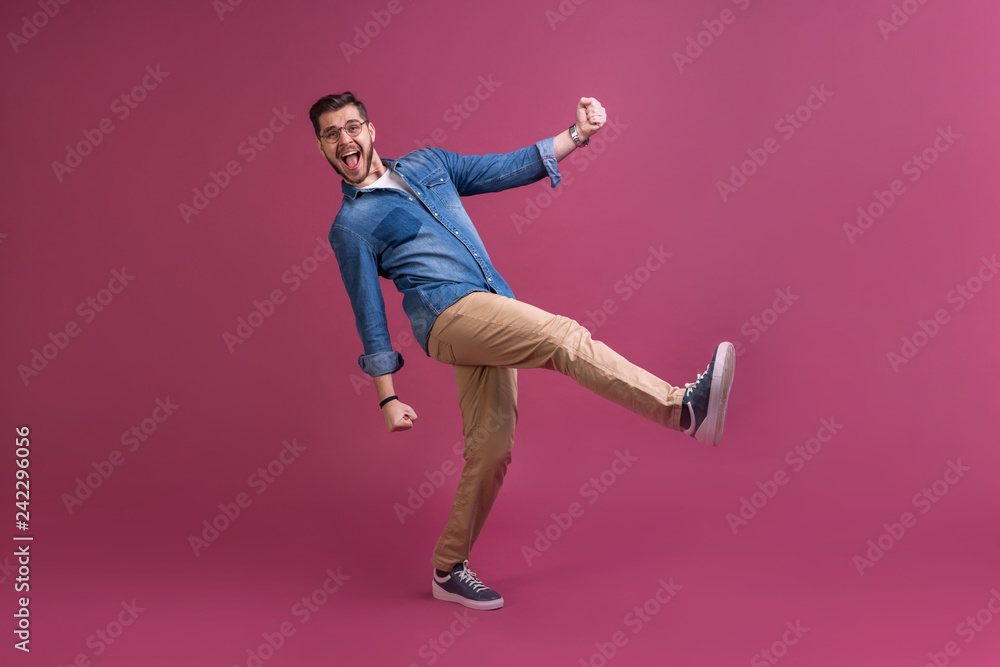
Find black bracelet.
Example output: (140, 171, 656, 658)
(379, 395, 399, 409)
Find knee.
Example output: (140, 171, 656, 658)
(474, 404, 517, 439)
(544, 314, 593, 367)
(463, 443, 513, 481)
(483, 448, 513, 471)
(469, 415, 515, 463)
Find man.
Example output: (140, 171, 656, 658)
(312, 91, 735, 611)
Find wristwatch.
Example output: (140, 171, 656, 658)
(569, 123, 589, 148)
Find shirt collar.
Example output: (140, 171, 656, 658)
(340, 158, 399, 200)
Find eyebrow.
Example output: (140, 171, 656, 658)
(321, 119, 363, 134)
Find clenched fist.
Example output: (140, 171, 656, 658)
(383, 399, 417, 432)
(576, 97, 606, 141)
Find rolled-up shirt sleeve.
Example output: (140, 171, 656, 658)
(329, 225, 404, 377)
(534, 136, 562, 188)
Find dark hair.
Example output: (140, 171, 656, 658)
(309, 91, 368, 137)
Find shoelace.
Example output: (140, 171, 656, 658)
(454, 565, 489, 593)
(684, 368, 708, 395)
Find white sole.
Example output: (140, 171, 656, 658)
(432, 582, 504, 610)
(696, 342, 735, 446)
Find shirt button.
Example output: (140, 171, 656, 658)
(440, 178, 444, 181)
(408, 197, 413, 201)
(473, 253, 478, 257)
(434, 213, 438, 217)
(487, 278, 492, 282)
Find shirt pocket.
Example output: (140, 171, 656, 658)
(425, 175, 463, 210)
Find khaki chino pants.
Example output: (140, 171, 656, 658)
(425, 291, 685, 571)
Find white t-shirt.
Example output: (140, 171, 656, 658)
(362, 164, 417, 199)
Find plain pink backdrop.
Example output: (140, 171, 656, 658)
(2, 0, 999, 665)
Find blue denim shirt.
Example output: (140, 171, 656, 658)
(329, 137, 563, 377)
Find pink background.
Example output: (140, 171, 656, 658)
(2, 0, 999, 665)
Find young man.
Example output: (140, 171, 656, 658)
(312, 91, 735, 611)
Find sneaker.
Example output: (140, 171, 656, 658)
(682, 342, 735, 446)
(432, 560, 504, 610)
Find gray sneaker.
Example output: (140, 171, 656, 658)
(432, 560, 503, 610)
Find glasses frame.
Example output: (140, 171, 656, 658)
(319, 120, 369, 145)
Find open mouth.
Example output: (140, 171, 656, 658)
(341, 149, 361, 171)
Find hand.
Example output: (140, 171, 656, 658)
(382, 399, 417, 432)
(575, 97, 606, 142)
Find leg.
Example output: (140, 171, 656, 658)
(429, 362, 518, 571)
(427, 291, 685, 431)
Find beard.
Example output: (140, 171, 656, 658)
(327, 142, 374, 186)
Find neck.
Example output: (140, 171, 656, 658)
(355, 152, 386, 188)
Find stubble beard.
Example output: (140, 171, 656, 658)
(329, 143, 374, 186)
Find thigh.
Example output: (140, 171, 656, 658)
(431, 292, 568, 368)
(453, 364, 518, 454)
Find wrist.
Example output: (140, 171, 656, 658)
(379, 395, 399, 409)
(569, 123, 589, 148)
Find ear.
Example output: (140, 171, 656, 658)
(368, 121, 375, 143)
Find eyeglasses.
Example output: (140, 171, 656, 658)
(319, 120, 368, 144)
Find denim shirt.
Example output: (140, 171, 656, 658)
(329, 137, 563, 377)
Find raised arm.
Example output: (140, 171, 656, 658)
(433, 96, 607, 196)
